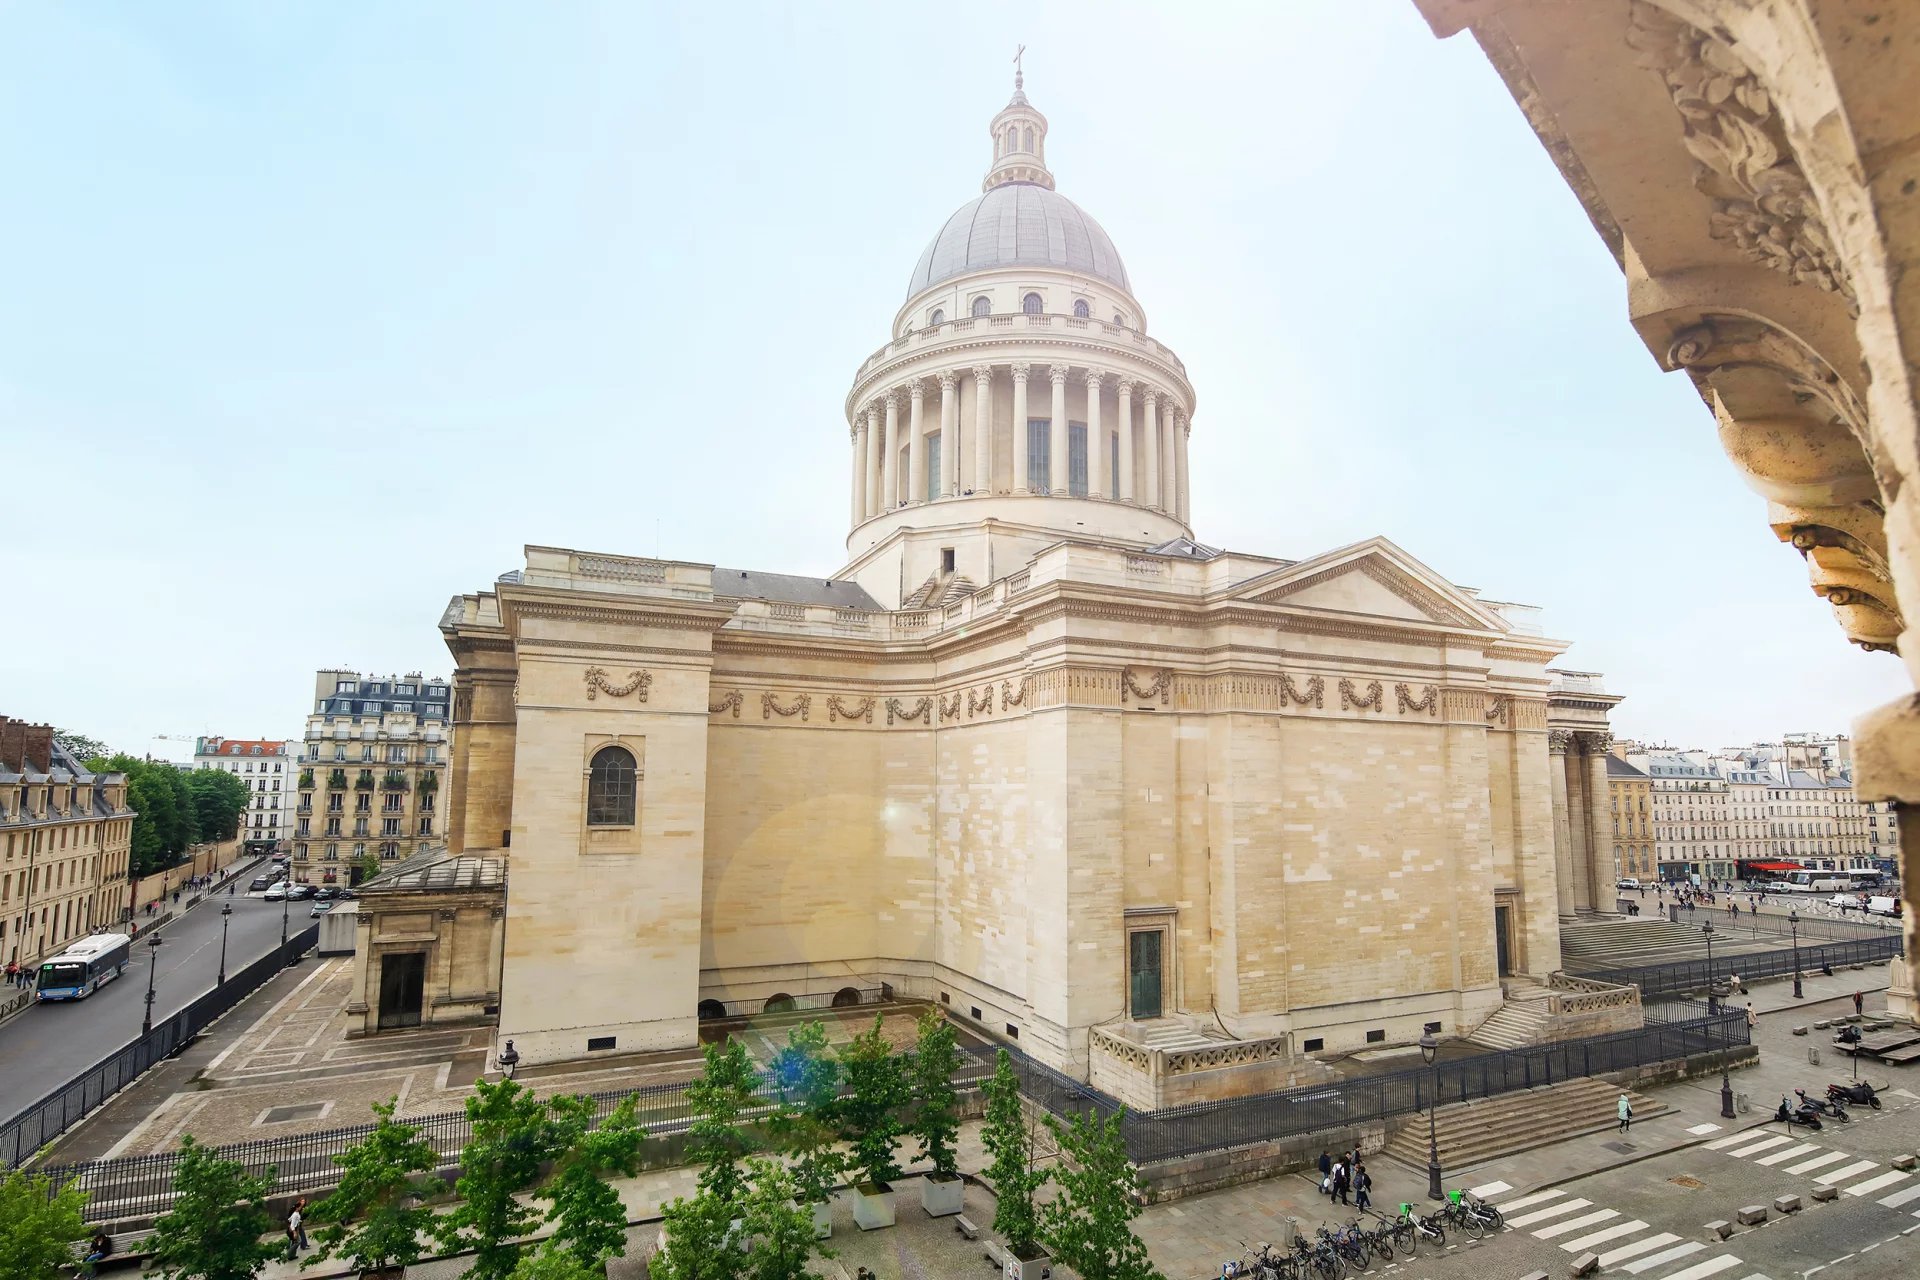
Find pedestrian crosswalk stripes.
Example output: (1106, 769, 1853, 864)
(1843, 1169, 1911, 1197)
(1705, 1130, 1766, 1150)
(1560, 1219, 1648, 1252)
(1533, 1208, 1619, 1239)
(1721, 1134, 1793, 1158)
(1819, 1159, 1880, 1183)
(1751, 1142, 1818, 1166)
(1781, 1150, 1850, 1175)
(1467, 1179, 1512, 1198)
(1684, 1122, 1723, 1136)
(1621, 1241, 1707, 1273)
(1877, 1182, 1920, 1209)
(1497, 1188, 1567, 1213)
(1505, 1197, 1594, 1228)
(1657, 1255, 1744, 1280)
(1598, 1232, 1683, 1266)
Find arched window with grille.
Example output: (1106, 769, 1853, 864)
(587, 745, 637, 826)
(929, 308, 945, 326)
(1022, 292, 1043, 315)
(1072, 299, 1090, 318)
(971, 295, 991, 318)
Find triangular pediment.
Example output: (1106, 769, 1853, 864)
(1236, 538, 1507, 631)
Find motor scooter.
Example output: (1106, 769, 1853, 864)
(1829, 1080, 1883, 1109)
(1795, 1087, 1848, 1122)
(1775, 1095, 1824, 1129)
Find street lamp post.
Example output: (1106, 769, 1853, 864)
(1702, 921, 1718, 1015)
(1419, 1033, 1442, 1201)
(280, 879, 291, 967)
(218, 902, 233, 986)
(141, 935, 164, 1036)
(497, 1039, 520, 1080)
(1789, 909, 1803, 1000)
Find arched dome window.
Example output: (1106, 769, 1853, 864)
(1072, 299, 1090, 318)
(971, 295, 991, 318)
(586, 745, 636, 826)
(1022, 292, 1043, 316)
(1114, 312, 1128, 327)
(1024, 125, 1035, 152)
(929, 308, 945, 326)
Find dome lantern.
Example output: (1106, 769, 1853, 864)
(984, 62, 1053, 192)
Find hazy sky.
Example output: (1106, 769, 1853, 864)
(2, 2, 1904, 761)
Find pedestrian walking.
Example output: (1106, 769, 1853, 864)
(1317, 1149, 1332, 1195)
(1332, 1160, 1351, 1206)
(4, 961, 15, 987)
(1617, 1093, 1633, 1133)
(1354, 1162, 1372, 1213)
(1854, 990, 1865, 1017)
(1746, 1002, 1757, 1031)
(286, 1202, 306, 1257)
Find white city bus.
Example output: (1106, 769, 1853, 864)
(36, 933, 133, 1001)
(1782, 869, 1852, 893)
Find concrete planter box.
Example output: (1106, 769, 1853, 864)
(921, 1172, 964, 1217)
(808, 1199, 832, 1240)
(852, 1181, 896, 1231)
(1005, 1244, 1053, 1280)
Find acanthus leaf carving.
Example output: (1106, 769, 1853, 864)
(584, 667, 651, 702)
(1338, 678, 1383, 712)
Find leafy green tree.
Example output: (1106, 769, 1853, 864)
(1039, 1107, 1159, 1280)
(507, 1245, 600, 1280)
(148, 1136, 281, 1280)
(652, 1188, 736, 1280)
(434, 1078, 555, 1280)
(836, 1015, 906, 1189)
(766, 1021, 843, 1208)
(909, 1008, 962, 1179)
(186, 768, 252, 843)
(540, 1094, 646, 1270)
(738, 1160, 829, 1280)
(102, 754, 203, 876)
(306, 1098, 438, 1274)
(0, 1165, 89, 1280)
(982, 1050, 1045, 1259)
(685, 1036, 760, 1212)
(351, 852, 383, 886)
(55, 728, 115, 763)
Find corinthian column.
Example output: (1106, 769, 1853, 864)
(1549, 730, 1576, 918)
(1116, 377, 1135, 502)
(1011, 363, 1032, 493)
(907, 381, 926, 505)
(853, 413, 870, 525)
(1584, 734, 1615, 911)
(881, 392, 899, 512)
(1142, 389, 1161, 510)
(867, 402, 879, 518)
(1175, 411, 1191, 523)
(938, 371, 959, 498)
(1085, 369, 1106, 499)
(972, 365, 993, 494)
(1049, 366, 1070, 495)
(1161, 401, 1177, 514)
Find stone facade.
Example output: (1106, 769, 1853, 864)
(1607, 752, 1655, 883)
(343, 853, 504, 1036)
(294, 669, 451, 886)
(0, 719, 134, 969)
(195, 737, 299, 853)
(1409, 0, 1920, 1017)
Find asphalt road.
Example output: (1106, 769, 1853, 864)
(0, 891, 310, 1127)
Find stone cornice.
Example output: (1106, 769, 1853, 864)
(498, 583, 738, 638)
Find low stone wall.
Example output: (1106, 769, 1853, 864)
(1544, 972, 1645, 1041)
(1089, 1024, 1301, 1111)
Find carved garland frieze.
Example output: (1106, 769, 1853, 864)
(708, 690, 743, 718)
(939, 691, 964, 722)
(827, 695, 874, 724)
(886, 696, 931, 726)
(967, 685, 994, 718)
(584, 667, 651, 702)
(1281, 674, 1324, 709)
(1394, 683, 1437, 716)
(1486, 694, 1511, 725)
(1123, 666, 1174, 705)
(1338, 678, 1383, 713)
(1626, 2, 1855, 307)
(1000, 676, 1029, 709)
(761, 693, 811, 721)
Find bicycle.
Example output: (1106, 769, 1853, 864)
(1319, 1223, 1368, 1271)
(1394, 1202, 1446, 1249)
(1290, 1231, 1344, 1280)
(1457, 1189, 1504, 1232)
(1438, 1192, 1487, 1240)
(1346, 1216, 1397, 1266)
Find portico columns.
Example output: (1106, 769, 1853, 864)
(850, 421, 865, 526)
(1549, 731, 1576, 917)
(1011, 363, 1032, 493)
(881, 392, 899, 512)
(938, 371, 959, 497)
(1584, 735, 1614, 912)
(1116, 378, 1135, 502)
(1049, 366, 1070, 495)
(972, 365, 993, 494)
(863, 404, 880, 522)
(1142, 389, 1161, 509)
(1161, 402, 1177, 515)
(1175, 412, 1191, 523)
(907, 381, 926, 506)
(1085, 369, 1106, 499)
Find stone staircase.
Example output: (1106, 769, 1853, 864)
(1465, 982, 1553, 1050)
(901, 572, 980, 609)
(1135, 1020, 1234, 1052)
(1382, 1077, 1666, 1171)
(1559, 916, 1783, 974)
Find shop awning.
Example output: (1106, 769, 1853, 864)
(1741, 861, 1803, 872)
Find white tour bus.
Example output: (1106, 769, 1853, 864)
(36, 932, 133, 1001)
(1782, 869, 1852, 893)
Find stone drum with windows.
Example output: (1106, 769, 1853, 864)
(430, 71, 1627, 1100)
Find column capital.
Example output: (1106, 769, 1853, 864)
(1010, 361, 1031, 382)
(883, 389, 902, 411)
(864, 401, 882, 421)
(1049, 365, 1070, 387)
(1115, 375, 1135, 395)
(1141, 385, 1159, 405)
(1084, 367, 1106, 389)
(971, 364, 994, 384)
(937, 369, 960, 392)
(907, 379, 926, 403)
(1582, 731, 1614, 754)
(1548, 729, 1573, 755)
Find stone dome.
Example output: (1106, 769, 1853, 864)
(907, 182, 1131, 299)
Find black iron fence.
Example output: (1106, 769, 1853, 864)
(1, 925, 319, 1170)
(1592, 932, 1903, 999)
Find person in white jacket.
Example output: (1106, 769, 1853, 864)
(1617, 1093, 1633, 1133)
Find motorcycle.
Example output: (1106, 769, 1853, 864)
(1829, 1080, 1883, 1109)
(1795, 1087, 1849, 1122)
(1776, 1096, 1824, 1129)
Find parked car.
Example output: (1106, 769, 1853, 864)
(1868, 895, 1902, 917)
(287, 883, 317, 901)
(262, 883, 289, 901)
(1617, 877, 1641, 890)
(312, 885, 339, 900)
(310, 902, 333, 918)
(248, 875, 276, 893)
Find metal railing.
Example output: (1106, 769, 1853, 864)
(1, 925, 320, 1170)
(1591, 932, 1903, 999)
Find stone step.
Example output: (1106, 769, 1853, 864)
(1382, 1079, 1664, 1170)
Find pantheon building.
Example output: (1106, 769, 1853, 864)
(415, 75, 1622, 1096)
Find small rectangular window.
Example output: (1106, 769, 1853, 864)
(939, 992, 950, 1004)
(970, 1006, 982, 1020)
(941, 547, 956, 575)
(586, 1036, 616, 1052)
(1303, 1037, 1325, 1052)
(1366, 1029, 1386, 1044)
(1005, 1024, 1019, 1039)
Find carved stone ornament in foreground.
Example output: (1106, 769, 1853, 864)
(1626, 2, 1855, 307)
(1123, 667, 1174, 705)
(584, 667, 651, 702)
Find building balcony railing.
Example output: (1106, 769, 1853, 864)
(851, 311, 1190, 390)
